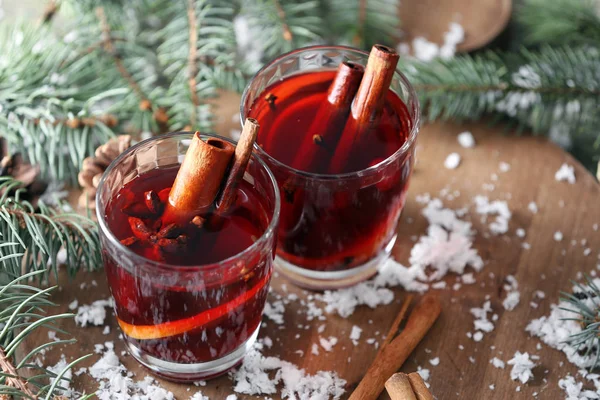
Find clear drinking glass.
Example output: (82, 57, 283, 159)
(96, 132, 280, 381)
(241, 45, 420, 289)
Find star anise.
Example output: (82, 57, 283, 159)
(121, 217, 188, 254)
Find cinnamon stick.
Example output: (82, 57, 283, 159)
(385, 372, 434, 400)
(385, 373, 417, 400)
(162, 133, 234, 225)
(216, 118, 260, 215)
(378, 294, 414, 355)
(329, 44, 400, 174)
(348, 294, 441, 400)
(407, 372, 434, 400)
(292, 62, 364, 174)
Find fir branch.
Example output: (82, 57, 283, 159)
(0, 177, 101, 280)
(517, 0, 600, 47)
(32, 114, 119, 129)
(242, 0, 324, 58)
(0, 22, 116, 184)
(95, 6, 150, 106)
(41, 0, 59, 25)
(273, 0, 294, 43)
(0, 271, 90, 399)
(156, 0, 243, 130)
(185, 0, 208, 127)
(561, 276, 600, 370)
(0, 346, 35, 398)
(327, 0, 400, 49)
(403, 46, 600, 140)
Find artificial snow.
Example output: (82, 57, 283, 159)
(89, 343, 175, 399)
(457, 131, 475, 148)
(47, 356, 73, 396)
(554, 231, 564, 242)
(75, 299, 113, 327)
(409, 198, 483, 280)
(317, 196, 485, 318)
(233, 342, 346, 399)
(507, 352, 536, 384)
(528, 202, 539, 214)
(68, 299, 79, 310)
(526, 280, 600, 369)
(470, 301, 495, 342)
(490, 357, 505, 369)
(349, 326, 362, 345)
(559, 374, 600, 400)
(499, 162, 511, 172)
(474, 195, 511, 235)
(444, 153, 461, 169)
(502, 276, 520, 311)
(555, 163, 576, 184)
(400, 22, 465, 61)
(319, 337, 338, 352)
(264, 300, 285, 324)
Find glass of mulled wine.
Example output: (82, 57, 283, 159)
(241, 45, 420, 289)
(96, 132, 280, 382)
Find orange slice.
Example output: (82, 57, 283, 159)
(118, 274, 270, 340)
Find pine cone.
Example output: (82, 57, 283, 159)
(78, 135, 131, 209)
(0, 153, 48, 207)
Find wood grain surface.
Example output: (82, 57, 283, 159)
(22, 92, 600, 399)
(399, 0, 512, 52)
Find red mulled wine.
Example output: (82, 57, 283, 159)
(102, 164, 273, 374)
(245, 60, 417, 284)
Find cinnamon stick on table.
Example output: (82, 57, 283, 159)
(385, 372, 434, 400)
(407, 372, 434, 400)
(292, 61, 364, 174)
(348, 294, 441, 400)
(385, 373, 417, 400)
(329, 44, 400, 174)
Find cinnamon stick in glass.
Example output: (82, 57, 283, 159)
(216, 118, 260, 216)
(329, 44, 400, 174)
(292, 62, 364, 174)
(162, 133, 235, 225)
(348, 294, 441, 400)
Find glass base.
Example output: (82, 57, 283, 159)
(124, 326, 260, 382)
(275, 234, 397, 290)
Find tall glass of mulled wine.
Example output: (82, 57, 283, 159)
(96, 132, 280, 382)
(241, 45, 420, 289)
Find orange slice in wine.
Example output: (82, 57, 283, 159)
(118, 274, 270, 340)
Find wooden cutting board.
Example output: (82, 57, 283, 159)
(22, 92, 600, 399)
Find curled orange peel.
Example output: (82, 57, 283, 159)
(117, 274, 270, 340)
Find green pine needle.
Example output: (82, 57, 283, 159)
(0, 271, 90, 398)
(560, 276, 600, 371)
(517, 0, 600, 47)
(242, 0, 324, 58)
(403, 46, 600, 142)
(0, 177, 101, 281)
(327, 0, 401, 49)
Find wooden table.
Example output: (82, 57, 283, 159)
(25, 92, 600, 399)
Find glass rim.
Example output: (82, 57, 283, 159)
(240, 44, 421, 181)
(95, 131, 281, 272)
